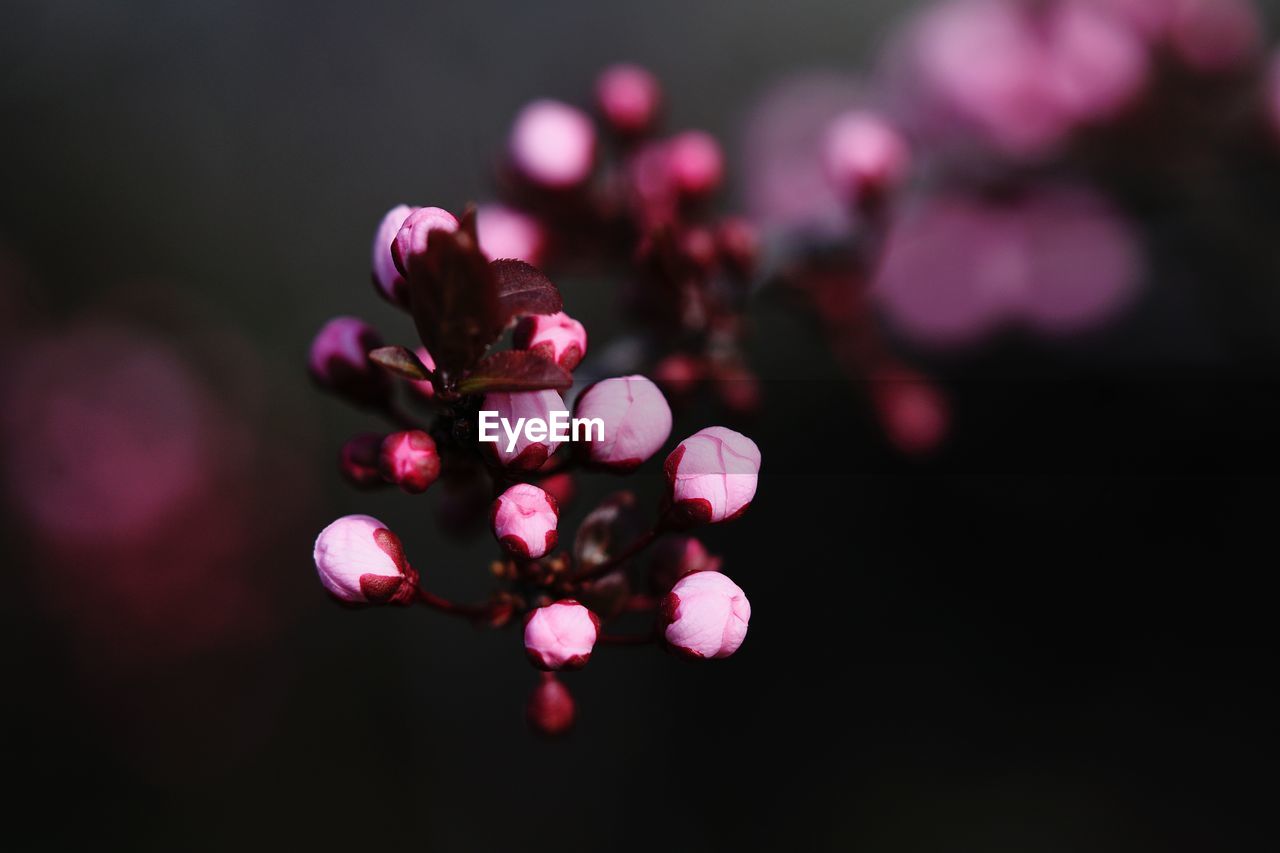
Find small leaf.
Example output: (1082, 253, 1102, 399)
(404, 229, 502, 383)
(491, 259, 563, 325)
(369, 346, 432, 381)
(457, 350, 572, 395)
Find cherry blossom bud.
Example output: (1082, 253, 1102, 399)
(308, 316, 389, 406)
(339, 432, 385, 488)
(391, 206, 459, 278)
(573, 375, 672, 472)
(873, 371, 950, 456)
(596, 63, 662, 136)
(513, 311, 588, 371)
(664, 427, 761, 525)
(1168, 0, 1260, 74)
(476, 204, 547, 266)
(509, 99, 597, 189)
(406, 346, 437, 401)
(539, 471, 577, 509)
(667, 131, 724, 198)
(653, 353, 705, 398)
(527, 673, 575, 736)
(491, 482, 560, 559)
(379, 430, 441, 494)
(660, 571, 750, 660)
(650, 535, 722, 594)
(313, 514, 418, 605)
(523, 600, 600, 670)
(715, 217, 759, 279)
(482, 389, 568, 470)
(823, 111, 911, 204)
(371, 204, 417, 306)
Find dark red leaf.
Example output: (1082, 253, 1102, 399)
(368, 346, 432, 380)
(491, 259, 563, 325)
(457, 350, 572, 395)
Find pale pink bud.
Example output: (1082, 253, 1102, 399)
(523, 600, 600, 670)
(371, 204, 417, 306)
(823, 111, 912, 203)
(482, 389, 568, 470)
(664, 427, 761, 525)
(476, 204, 547, 266)
(660, 571, 750, 660)
(379, 430, 441, 494)
(339, 432, 385, 488)
(513, 311, 588, 371)
(491, 482, 560, 559)
(509, 99, 597, 189)
(308, 316, 389, 405)
(573, 375, 672, 472)
(391, 206, 459, 279)
(406, 346, 437, 400)
(596, 63, 662, 135)
(313, 514, 417, 605)
(667, 130, 724, 197)
(650, 535, 721, 593)
(527, 673, 575, 736)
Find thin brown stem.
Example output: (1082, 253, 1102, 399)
(574, 526, 662, 583)
(415, 587, 493, 620)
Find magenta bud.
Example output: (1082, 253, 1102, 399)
(573, 375, 672, 472)
(596, 63, 662, 136)
(1169, 0, 1260, 74)
(339, 432, 386, 488)
(313, 514, 418, 605)
(513, 311, 588, 371)
(476, 204, 547, 266)
(874, 371, 950, 456)
(523, 600, 600, 671)
(823, 111, 911, 204)
(650, 535, 722, 594)
(371, 204, 418, 307)
(405, 346, 437, 400)
(509, 99, 597, 189)
(491, 482, 560, 559)
(660, 571, 750, 660)
(715, 217, 759, 278)
(527, 673, 575, 736)
(538, 471, 576, 509)
(653, 353, 705, 399)
(666, 130, 724, 198)
(308, 316, 390, 406)
(664, 427, 761, 525)
(379, 430, 441, 494)
(391, 206, 459, 279)
(481, 389, 568, 470)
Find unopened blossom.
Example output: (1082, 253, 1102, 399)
(823, 111, 912, 203)
(371, 204, 417, 306)
(509, 100, 597, 189)
(1167, 0, 1260, 73)
(596, 63, 662, 135)
(527, 673, 575, 736)
(573, 375, 672, 472)
(667, 130, 724, 197)
(405, 346, 437, 401)
(872, 370, 950, 456)
(513, 311, 587, 371)
(664, 427, 761, 524)
(392, 206, 459, 278)
(482, 389, 569, 470)
(491, 483, 560, 559)
(379, 430, 441, 494)
(308, 316, 389, 406)
(650, 535, 722, 593)
(524, 600, 599, 670)
(476, 204, 547, 266)
(339, 432, 385, 488)
(313, 514, 417, 605)
(660, 571, 750, 659)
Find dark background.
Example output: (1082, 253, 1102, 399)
(2, 1, 1276, 850)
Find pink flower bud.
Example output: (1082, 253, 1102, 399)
(371, 204, 417, 306)
(523, 599, 600, 670)
(715, 217, 759, 279)
(313, 514, 417, 605)
(653, 353, 705, 398)
(538, 471, 577, 509)
(513, 311, 588, 371)
(573, 375, 672, 472)
(527, 673, 575, 736)
(1168, 0, 1260, 73)
(406, 346, 437, 400)
(650, 535, 722, 593)
(482, 389, 568, 470)
(667, 130, 724, 197)
(509, 99, 597, 189)
(660, 571, 750, 660)
(491, 482, 560, 559)
(476, 204, 547, 266)
(596, 63, 662, 135)
(339, 432, 385, 488)
(308, 316, 389, 405)
(391, 206, 459, 279)
(823, 111, 912, 203)
(873, 371, 950, 456)
(379, 430, 441, 494)
(664, 427, 761, 525)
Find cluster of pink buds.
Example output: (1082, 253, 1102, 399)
(309, 205, 760, 735)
